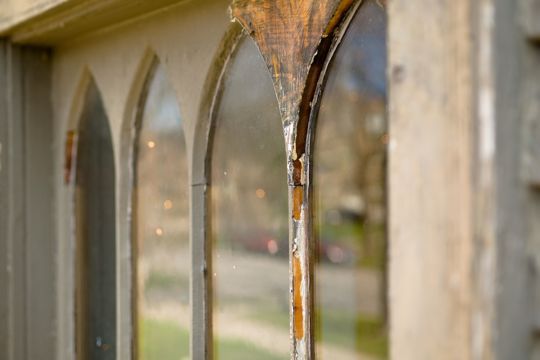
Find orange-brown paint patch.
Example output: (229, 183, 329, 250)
(293, 256, 304, 340)
(64, 130, 77, 184)
(292, 159, 303, 185)
(293, 186, 304, 220)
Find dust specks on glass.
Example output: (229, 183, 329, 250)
(211, 35, 290, 360)
(135, 61, 190, 360)
(314, 0, 388, 358)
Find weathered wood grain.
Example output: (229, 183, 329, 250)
(231, 0, 353, 160)
(230, 1, 356, 358)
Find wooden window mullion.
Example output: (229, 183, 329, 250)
(229, 1, 359, 358)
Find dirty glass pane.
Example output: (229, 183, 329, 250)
(135, 62, 190, 360)
(211, 36, 289, 360)
(75, 79, 116, 360)
(314, 1, 388, 359)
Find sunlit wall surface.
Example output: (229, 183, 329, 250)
(314, 1, 388, 358)
(75, 79, 116, 360)
(135, 62, 190, 359)
(211, 36, 289, 360)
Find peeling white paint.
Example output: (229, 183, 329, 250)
(299, 154, 306, 185)
(473, 1, 497, 359)
(389, 138, 397, 152)
(478, 0, 495, 164)
(295, 338, 307, 359)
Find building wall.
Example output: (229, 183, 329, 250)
(1, 0, 540, 359)
(0, 0, 68, 32)
(51, 1, 230, 358)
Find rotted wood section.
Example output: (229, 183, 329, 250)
(230, 1, 357, 358)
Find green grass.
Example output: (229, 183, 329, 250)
(247, 306, 290, 331)
(140, 319, 189, 360)
(140, 318, 286, 360)
(319, 222, 365, 245)
(316, 311, 388, 359)
(145, 271, 189, 292)
(248, 306, 388, 359)
(318, 222, 387, 269)
(214, 338, 287, 360)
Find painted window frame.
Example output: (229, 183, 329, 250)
(1, 0, 515, 357)
(193, 1, 370, 358)
(58, 0, 375, 359)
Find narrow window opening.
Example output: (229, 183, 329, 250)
(75, 79, 117, 360)
(210, 36, 289, 360)
(314, 1, 389, 358)
(133, 61, 190, 360)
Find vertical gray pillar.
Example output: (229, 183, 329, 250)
(0, 39, 10, 360)
(0, 40, 27, 360)
(496, 0, 540, 358)
(519, 1, 540, 358)
(493, 0, 530, 355)
(0, 39, 55, 360)
(22, 46, 56, 360)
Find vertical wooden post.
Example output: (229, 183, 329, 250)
(387, 0, 503, 358)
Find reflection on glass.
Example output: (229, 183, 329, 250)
(211, 36, 289, 360)
(314, 1, 388, 359)
(75, 79, 116, 360)
(135, 62, 190, 360)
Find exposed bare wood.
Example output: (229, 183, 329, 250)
(387, 0, 503, 358)
(230, 1, 356, 358)
(230, 0, 354, 157)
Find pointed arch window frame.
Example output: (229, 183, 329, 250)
(60, 2, 382, 359)
(64, 73, 118, 360)
(118, 51, 193, 360)
(192, 1, 373, 359)
(129, 55, 191, 360)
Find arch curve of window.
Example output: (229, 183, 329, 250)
(190, 1, 389, 357)
(64, 2, 388, 359)
(130, 58, 190, 360)
(73, 76, 117, 360)
(311, 0, 388, 358)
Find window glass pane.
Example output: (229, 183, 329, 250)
(211, 36, 289, 360)
(135, 62, 190, 360)
(314, 1, 388, 359)
(75, 79, 116, 360)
